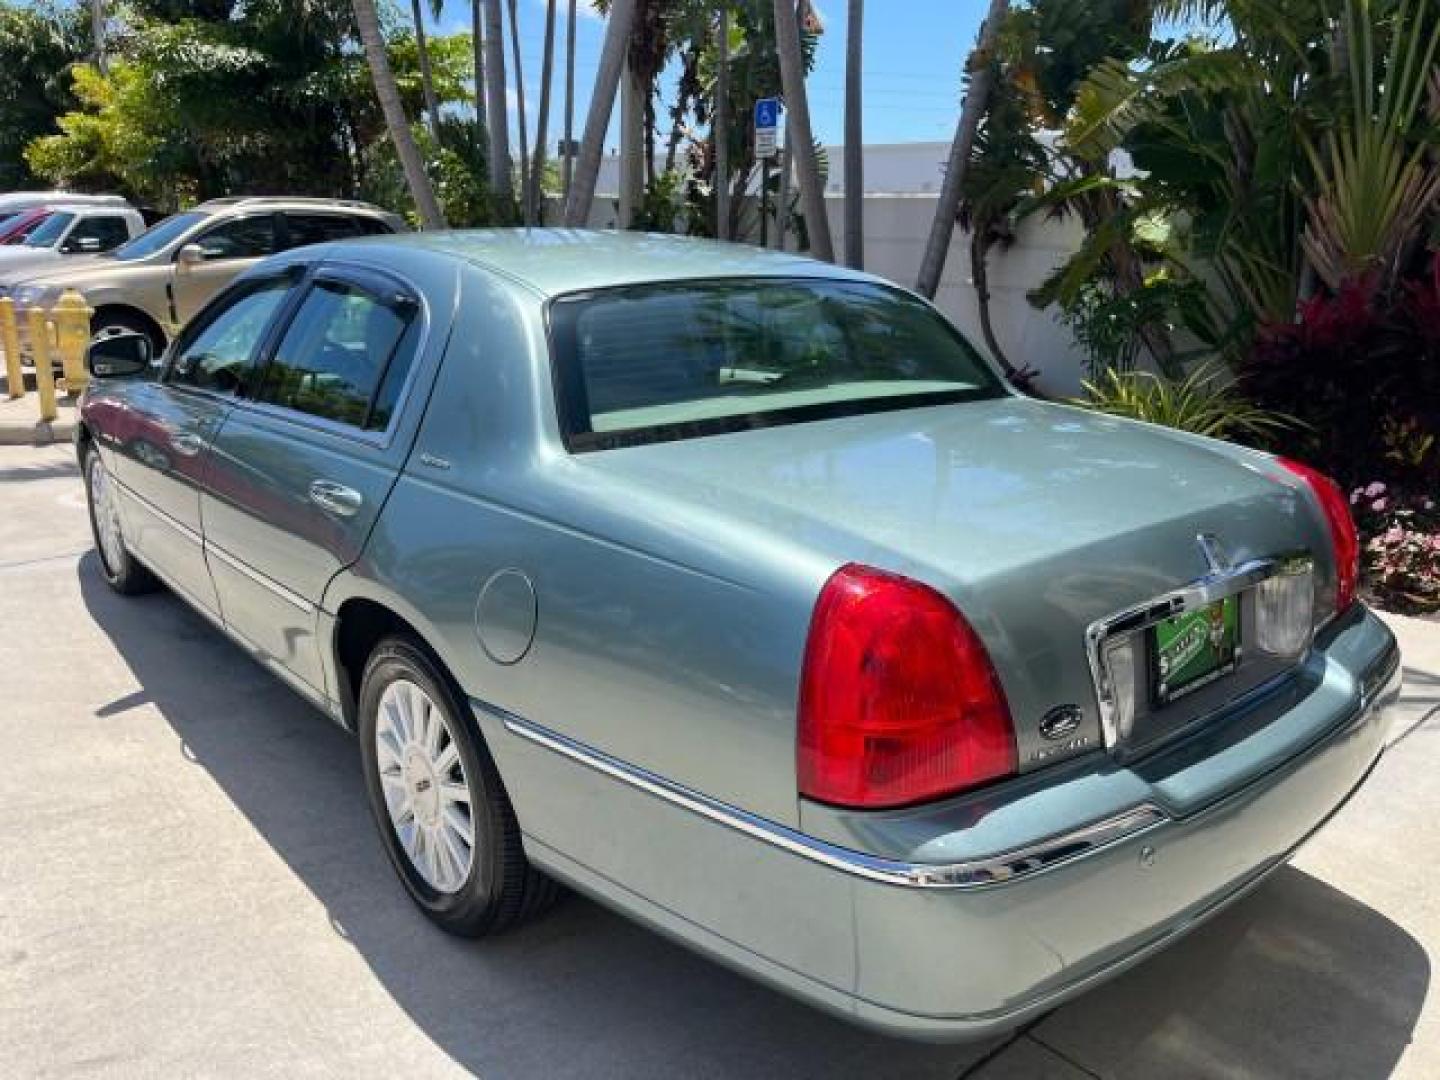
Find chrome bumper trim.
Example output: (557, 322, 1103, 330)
(489, 707, 1168, 890)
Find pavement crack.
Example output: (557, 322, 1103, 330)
(1027, 1032, 1104, 1078)
(954, 1014, 1048, 1079)
(0, 550, 88, 571)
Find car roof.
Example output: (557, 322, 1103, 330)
(43, 203, 137, 215)
(329, 229, 875, 298)
(195, 195, 391, 216)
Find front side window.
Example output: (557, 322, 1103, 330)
(62, 215, 130, 253)
(168, 279, 292, 396)
(193, 215, 277, 260)
(110, 211, 208, 261)
(549, 278, 1004, 449)
(22, 212, 75, 249)
(256, 278, 419, 431)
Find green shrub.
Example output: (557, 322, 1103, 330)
(1076, 361, 1297, 445)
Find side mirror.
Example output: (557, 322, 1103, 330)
(176, 243, 206, 268)
(69, 236, 103, 253)
(88, 331, 153, 379)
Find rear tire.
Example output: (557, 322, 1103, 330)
(82, 442, 158, 596)
(358, 634, 558, 936)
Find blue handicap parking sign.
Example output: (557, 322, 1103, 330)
(753, 98, 779, 131)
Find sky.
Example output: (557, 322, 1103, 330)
(433, 0, 988, 153)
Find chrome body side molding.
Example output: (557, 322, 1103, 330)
(490, 707, 1168, 890)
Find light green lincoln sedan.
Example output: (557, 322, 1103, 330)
(76, 231, 1401, 1040)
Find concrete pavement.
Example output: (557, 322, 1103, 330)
(1, 441, 1436, 1079)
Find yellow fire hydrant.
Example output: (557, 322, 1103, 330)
(0, 297, 22, 400)
(52, 289, 93, 397)
(25, 305, 57, 423)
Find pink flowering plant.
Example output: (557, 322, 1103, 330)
(1349, 483, 1440, 614)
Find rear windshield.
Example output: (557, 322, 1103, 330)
(548, 278, 1003, 450)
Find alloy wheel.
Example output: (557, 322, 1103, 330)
(88, 453, 126, 574)
(374, 679, 476, 894)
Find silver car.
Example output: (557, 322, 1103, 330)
(76, 231, 1401, 1040)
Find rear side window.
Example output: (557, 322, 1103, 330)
(283, 213, 367, 249)
(256, 278, 419, 431)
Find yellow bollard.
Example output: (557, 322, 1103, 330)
(0, 297, 22, 400)
(52, 289, 93, 397)
(25, 306, 57, 423)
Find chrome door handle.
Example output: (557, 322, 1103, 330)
(308, 480, 362, 517)
(169, 433, 205, 457)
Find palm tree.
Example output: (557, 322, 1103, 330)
(915, 0, 1009, 298)
(506, 0, 532, 223)
(411, 0, 443, 141)
(531, 0, 558, 222)
(472, 0, 486, 134)
(774, 0, 834, 261)
(352, 0, 446, 229)
(842, 0, 863, 268)
(483, 0, 512, 199)
(91, 0, 105, 73)
(565, 0, 639, 226)
(563, 0, 577, 197)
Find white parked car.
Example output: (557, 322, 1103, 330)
(0, 204, 146, 278)
(0, 192, 131, 215)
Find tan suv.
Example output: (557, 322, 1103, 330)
(1, 196, 404, 351)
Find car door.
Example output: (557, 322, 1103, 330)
(171, 213, 279, 325)
(200, 264, 426, 695)
(107, 272, 300, 616)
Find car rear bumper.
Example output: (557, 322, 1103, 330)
(478, 606, 1401, 1041)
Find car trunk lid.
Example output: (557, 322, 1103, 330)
(577, 397, 1331, 772)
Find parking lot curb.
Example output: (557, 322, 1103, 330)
(0, 415, 76, 446)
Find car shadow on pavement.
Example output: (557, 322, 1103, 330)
(78, 555, 1430, 1080)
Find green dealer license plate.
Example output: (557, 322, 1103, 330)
(1151, 596, 1240, 707)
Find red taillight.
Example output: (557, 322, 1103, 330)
(797, 564, 1017, 809)
(1278, 458, 1360, 613)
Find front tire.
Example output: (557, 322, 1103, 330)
(83, 443, 157, 595)
(358, 635, 557, 936)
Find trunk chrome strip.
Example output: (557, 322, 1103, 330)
(487, 706, 1168, 890)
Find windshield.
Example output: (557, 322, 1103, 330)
(548, 278, 1005, 450)
(22, 212, 75, 249)
(109, 211, 207, 261)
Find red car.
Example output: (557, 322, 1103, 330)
(0, 207, 52, 245)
